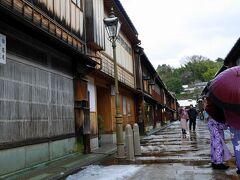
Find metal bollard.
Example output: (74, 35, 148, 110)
(133, 123, 141, 156)
(125, 124, 135, 161)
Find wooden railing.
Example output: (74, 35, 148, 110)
(152, 89, 163, 104)
(99, 53, 135, 88)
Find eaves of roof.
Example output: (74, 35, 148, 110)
(104, 0, 140, 45)
(224, 37, 240, 66)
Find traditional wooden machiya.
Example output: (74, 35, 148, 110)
(0, 0, 178, 175)
(0, 0, 97, 175)
(135, 52, 178, 134)
(82, 0, 140, 148)
(2, 0, 85, 51)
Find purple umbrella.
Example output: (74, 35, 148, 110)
(208, 66, 240, 112)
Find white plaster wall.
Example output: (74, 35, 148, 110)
(87, 77, 96, 112)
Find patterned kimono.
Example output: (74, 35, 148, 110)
(224, 110, 240, 170)
(180, 110, 188, 134)
(208, 118, 231, 164)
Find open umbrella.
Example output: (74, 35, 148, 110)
(208, 66, 240, 112)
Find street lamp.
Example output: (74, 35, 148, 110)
(104, 8, 125, 158)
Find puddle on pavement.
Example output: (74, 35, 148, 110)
(99, 156, 210, 166)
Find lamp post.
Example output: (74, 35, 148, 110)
(104, 8, 125, 158)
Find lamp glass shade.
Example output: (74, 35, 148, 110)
(104, 16, 121, 39)
(116, 21, 121, 37)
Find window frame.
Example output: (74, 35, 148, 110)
(72, 0, 83, 11)
(122, 96, 127, 116)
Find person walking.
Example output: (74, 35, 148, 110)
(208, 118, 231, 169)
(205, 97, 231, 170)
(206, 66, 240, 174)
(187, 104, 198, 131)
(203, 109, 209, 121)
(179, 107, 188, 137)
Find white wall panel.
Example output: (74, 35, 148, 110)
(87, 78, 96, 112)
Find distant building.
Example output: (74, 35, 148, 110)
(178, 99, 197, 108)
(181, 82, 208, 94)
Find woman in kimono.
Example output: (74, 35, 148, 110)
(223, 110, 240, 174)
(206, 98, 231, 170)
(179, 107, 188, 137)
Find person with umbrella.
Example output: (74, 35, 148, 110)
(208, 66, 240, 174)
(205, 97, 231, 170)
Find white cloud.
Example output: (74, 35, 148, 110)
(120, 0, 240, 68)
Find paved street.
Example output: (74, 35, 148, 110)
(128, 120, 237, 180)
(71, 120, 240, 180)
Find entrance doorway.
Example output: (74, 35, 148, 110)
(96, 87, 111, 146)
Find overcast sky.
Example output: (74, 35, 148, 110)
(120, 0, 240, 68)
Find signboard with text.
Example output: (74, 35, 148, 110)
(0, 34, 6, 64)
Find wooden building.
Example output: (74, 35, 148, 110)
(135, 51, 178, 134)
(224, 37, 240, 67)
(84, 0, 140, 148)
(0, 0, 178, 175)
(0, 0, 97, 175)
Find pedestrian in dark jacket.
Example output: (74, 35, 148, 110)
(187, 104, 198, 131)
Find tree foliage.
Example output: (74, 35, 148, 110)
(165, 77, 182, 94)
(156, 55, 224, 98)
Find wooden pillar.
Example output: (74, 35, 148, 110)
(74, 78, 91, 154)
(153, 104, 158, 128)
(136, 95, 145, 135)
(160, 107, 163, 126)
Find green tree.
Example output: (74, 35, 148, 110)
(156, 64, 173, 81)
(215, 57, 224, 63)
(165, 77, 182, 94)
(156, 55, 224, 99)
(183, 55, 211, 82)
(157, 64, 182, 94)
(202, 61, 222, 81)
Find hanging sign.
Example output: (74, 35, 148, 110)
(0, 33, 6, 64)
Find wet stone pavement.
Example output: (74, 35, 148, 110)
(71, 120, 240, 180)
